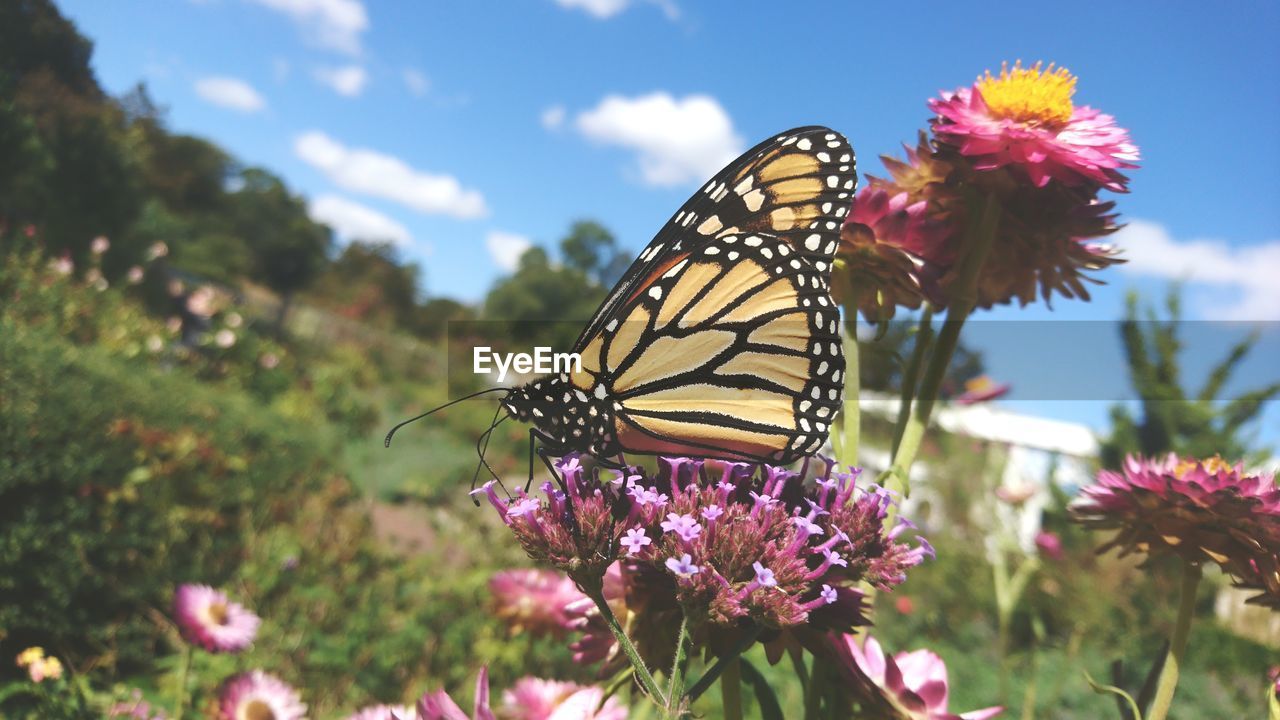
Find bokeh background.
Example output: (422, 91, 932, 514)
(1, 0, 1277, 717)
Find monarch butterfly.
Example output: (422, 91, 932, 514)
(390, 126, 855, 477)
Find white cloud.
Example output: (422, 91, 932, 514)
(309, 194, 412, 246)
(294, 131, 488, 219)
(314, 64, 367, 96)
(247, 0, 368, 55)
(574, 92, 742, 186)
(541, 105, 566, 130)
(402, 68, 430, 97)
(194, 76, 266, 112)
(1113, 219, 1280, 320)
(552, 0, 678, 20)
(486, 231, 533, 272)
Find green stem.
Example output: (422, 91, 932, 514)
(1147, 562, 1202, 720)
(174, 644, 192, 720)
(666, 614, 689, 716)
(590, 592, 668, 709)
(890, 308, 933, 459)
(840, 320, 861, 465)
(887, 194, 1001, 495)
(803, 659, 825, 720)
(720, 657, 743, 720)
(685, 626, 762, 703)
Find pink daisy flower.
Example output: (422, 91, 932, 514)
(417, 666, 495, 720)
(173, 584, 260, 653)
(1071, 454, 1280, 605)
(834, 634, 1003, 720)
(502, 677, 628, 720)
(929, 61, 1138, 192)
(488, 568, 586, 638)
(217, 671, 307, 720)
(954, 376, 1011, 405)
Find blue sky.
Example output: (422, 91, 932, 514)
(58, 0, 1279, 443)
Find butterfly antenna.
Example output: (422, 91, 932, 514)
(471, 407, 509, 500)
(384, 387, 509, 448)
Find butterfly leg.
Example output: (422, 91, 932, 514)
(526, 427, 568, 492)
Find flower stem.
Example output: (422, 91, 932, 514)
(589, 591, 668, 709)
(174, 643, 192, 720)
(887, 194, 1001, 495)
(1147, 562, 1202, 720)
(684, 625, 762, 703)
(666, 614, 689, 716)
(720, 657, 743, 720)
(840, 319, 861, 464)
(889, 308, 933, 459)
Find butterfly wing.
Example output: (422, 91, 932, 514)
(573, 126, 856, 354)
(569, 231, 844, 464)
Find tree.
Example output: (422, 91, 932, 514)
(560, 219, 629, 288)
(1101, 288, 1279, 467)
(307, 241, 422, 329)
(230, 168, 332, 329)
(482, 244, 606, 352)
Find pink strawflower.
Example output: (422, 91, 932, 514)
(50, 253, 74, 276)
(346, 704, 417, 720)
(955, 376, 1010, 405)
(91, 236, 110, 255)
(488, 568, 586, 637)
(126, 266, 145, 284)
(1071, 455, 1280, 604)
(834, 634, 1003, 720)
(1034, 531, 1064, 561)
(217, 671, 306, 720)
(173, 584, 260, 653)
(501, 677, 628, 720)
(930, 62, 1138, 192)
(417, 666, 495, 720)
(994, 483, 1036, 506)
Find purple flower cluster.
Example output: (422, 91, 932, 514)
(475, 455, 931, 631)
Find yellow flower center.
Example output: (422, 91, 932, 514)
(207, 601, 230, 626)
(241, 699, 276, 720)
(1175, 455, 1231, 477)
(977, 61, 1076, 126)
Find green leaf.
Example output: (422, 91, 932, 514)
(740, 658, 784, 720)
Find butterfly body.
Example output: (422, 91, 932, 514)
(502, 126, 856, 467)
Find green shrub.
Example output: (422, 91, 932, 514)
(0, 320, 335, 672)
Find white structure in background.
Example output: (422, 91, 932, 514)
(857, 393, 1098, 552)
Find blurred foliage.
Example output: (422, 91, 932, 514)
(1102, 288, 1279, 467)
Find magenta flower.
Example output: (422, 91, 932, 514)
(501, 677, 628, 720)
(1070, 455, 1280, 598)
(217, 671, 306, 720)
(1034, 531, 1063, 561)
(346, 705, 416, 720)
(172, 584, 260, 653)
(834, 634, 1003, 720)
(418, 666, 495, 720)
(929, 62, 1138, 192)
(955, 376, 1011, 405)
(488, 568, 586, 638)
